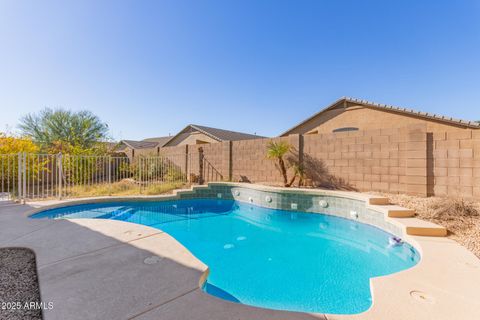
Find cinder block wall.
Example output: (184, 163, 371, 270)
(432, 130, 480, 198)
(159, 145, 192, 177)
(159, 125, 480, 198)
(303, 127, 409, 194)
(200, 142, 224, 181)
(231, 137, 281, 184)
(159, 143, 226, 182)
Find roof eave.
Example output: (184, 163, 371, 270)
(119, 140, 135, 149)
(163, 124, 222, 147)
(190, 124, 223, 142)
(279, 97, 480, 136)
(279, 97, 347, 136)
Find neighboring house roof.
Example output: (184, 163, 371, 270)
(119, 140, 160, 150)
(115, 136, 172, 151)
(142, 136, 172, 147)
(100, 141, 119, 152)
(164, 124, 265, 147)
(280, 97, 480, 136)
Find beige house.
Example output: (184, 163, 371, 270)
(281, 97, 480, 136)
(115, 124, 263, 159)
(163, 124, 262, 147)
(115, 136, 171, 160)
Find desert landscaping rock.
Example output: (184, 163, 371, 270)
(377, 193, 480, 257)
(0, 248, 42, 320)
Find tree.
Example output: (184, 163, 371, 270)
(18, 108, 109, 152)
(0, 134, 42, 197)
(0, 133, 39, 154)
(266, 141, 296, 187)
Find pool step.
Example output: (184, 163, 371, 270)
(372, 205, 416, 218)
(391, 217, 448, 237)
(366, 196, 390, 205)
(369, 202, 447, 237)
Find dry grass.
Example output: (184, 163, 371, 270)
(65, 180, 187, 198)
(375, 192, 480, 257)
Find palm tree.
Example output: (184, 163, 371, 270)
(19, 108, 109, 151)
(266, 141, 292, 187)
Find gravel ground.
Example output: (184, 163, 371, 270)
(0, 248, 42, 320)
(375, 193, 480, 258)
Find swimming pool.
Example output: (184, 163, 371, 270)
(31, 198, 420, 314)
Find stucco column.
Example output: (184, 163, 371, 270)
(184, 145, 189, 182)
(288, 133, 304, 167)
(221, 141, 232, 181)
(404, 124, 428, 196)
(198, 147, 204, 185)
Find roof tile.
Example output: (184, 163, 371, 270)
(280, 97, 480, 136)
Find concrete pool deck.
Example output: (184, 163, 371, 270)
(1, 185, 480, 319)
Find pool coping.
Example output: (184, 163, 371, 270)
(24, 182, 448, 242)
(17, 182, 480, 319)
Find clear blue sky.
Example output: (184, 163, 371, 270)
(1, 0, 479, 140)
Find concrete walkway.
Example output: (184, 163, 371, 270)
(1, 199, 480, 320)
(0, 201, 325, 320)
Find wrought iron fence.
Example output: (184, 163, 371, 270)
(202, 157, 223, 182)
(0, 154, 20, 201)
(0, 152, 197, 202)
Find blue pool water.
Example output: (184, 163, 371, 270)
(31, 199, 420, 314)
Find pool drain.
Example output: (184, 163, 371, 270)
(144, 255, 164, 265)
(410, 290, 435, 304)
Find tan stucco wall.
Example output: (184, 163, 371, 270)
(171, 132, 218, 146)
(288, 105, 477, 135)
(121, 146, 159, 161)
